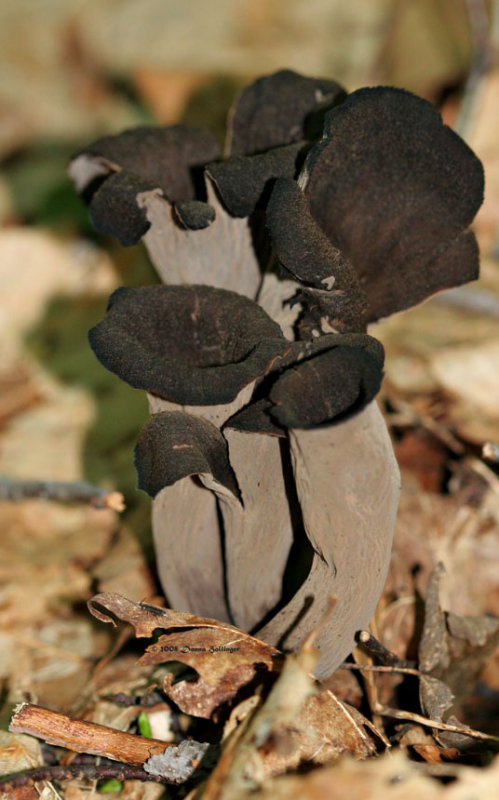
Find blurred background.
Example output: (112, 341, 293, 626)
(1, 0, 498, 551)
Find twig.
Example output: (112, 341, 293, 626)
(0, 476, 125, 512)
(9, 703, 173, 765)
(374, 704, 499, 743)
(339, 663, 420, 677)
(0, 761, 168, 791)
(356, 629, 412, 668)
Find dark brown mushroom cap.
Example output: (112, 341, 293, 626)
(86, 171, 216, 245)
(268, 339, 384, 428)
(70, 125, 221, 244)
(227, 333, 384, 431)
(207, 143, 305, 218)
(88, 170, 153, 246)
(135, 411, 239, 498)
(303, 87, 484, 322)
(265, 178, 367, 332)
(79, 124, 221, 202)
(88, 285, 290, 405)
(227, 69, 346, 156)
(174, 200, 216, 229)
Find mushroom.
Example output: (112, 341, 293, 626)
(89, 285, 297, 626)
(88, 280, 395, 669)
(72, 70, 483, 677)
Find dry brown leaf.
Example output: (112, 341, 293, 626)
(200, 645, 378, 799)
(255, 690, 377, 778)
(0, 228, 118, 485)
(0, 731, 43, 778)
(0, 228, 116, 363)
(375, 275, 499, 452)
(79, 0, 392, 87)
(92, 525, 157, 602)
(418, 565, 499, 750)
(88, 592, 281, 719)
(0, 501, 117, 626)
(428, 340, 499, 443)
(251, 750, 499, 800)
(381, 471, 499, 661)
(142, 627, 280, 720)
(377, 0, 471, 96)
(469, 68, 499, 248)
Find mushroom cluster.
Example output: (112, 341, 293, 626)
(70, 70, 484, 677)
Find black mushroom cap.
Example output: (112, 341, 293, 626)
(88, 285, 290, 406)
(227, 69, 346, 156)
(135, 411, 239, 498)
(174, 200, 216, 230)
(265, 177, 367, 332)
(207, 142, 305, 218)
(302, 86, 484, 322)
(87, 171, 154, 246)
(76, 124, 221, 202)
(268, 337, 384, 428)
(69, 125, 221, 244)
(226, 333, 384, 431)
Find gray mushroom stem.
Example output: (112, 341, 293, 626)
(256, 400, 400, 678)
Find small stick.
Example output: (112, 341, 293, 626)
(340, 663, 420, 677)
(9, 703, 172, 765)
(374, 704, 499, 743)
(356, 630, 411, 668)
(0, 476, 125, 512)
(0, 762, 168, 791)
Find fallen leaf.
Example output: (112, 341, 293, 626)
(250, 750, 499, 800)
(418, 565, 499, 749)
(142, 627, 279, 720)
(88, 593, 281, 719)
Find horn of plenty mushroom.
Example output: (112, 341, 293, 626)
(70, 70, 483, 677)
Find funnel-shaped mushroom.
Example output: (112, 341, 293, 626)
(135, 411, 238, 621)
(73, 69, 484, 679)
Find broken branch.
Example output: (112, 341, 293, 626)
(0, 476, 125, 511)
(374, 704, 499, 743)
(0, 761, 168, 791)
(9, 703, 172, 765)
(340, 663, 420, 676)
